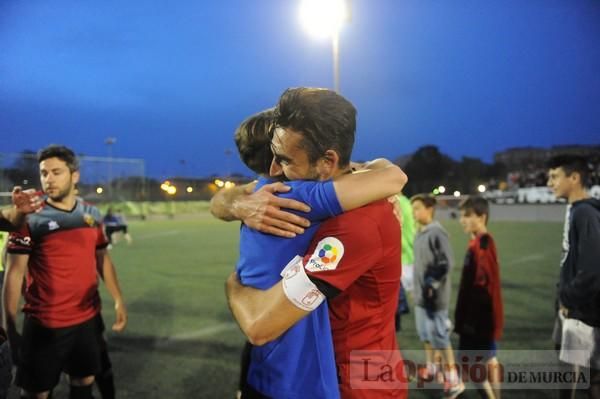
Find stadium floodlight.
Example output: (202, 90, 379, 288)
(224, 181, 236, 189)
(300, 0, 347, 38)
(167, 186, 177, 195)
(453, 190, 461, 197)
(433, 188, 440, 195)
(214, 179, 225, 188)
(478, 184, 486, 193)
(186, 186, 193, 193)
(438, 185, 446, 194)
(299, 0, 349, 92)
(96, 187, 104, 194)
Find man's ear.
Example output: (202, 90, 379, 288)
(72, 170, 81, 185)
(316, 150, 340, 179)
(569, 171, 581, 186)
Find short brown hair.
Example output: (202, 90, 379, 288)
(234, 108, 275, 175)
(547, 154, 591, 188)
(459, 196, 490, 224)
(410, 194, 437, 208)
(274, 87, 356, 167)
(37, 145, 79, 172)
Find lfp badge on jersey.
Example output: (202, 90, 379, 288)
(306, 237, 344, 272)
(83, 213, 96, 227)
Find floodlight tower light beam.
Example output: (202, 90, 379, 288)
(300, 0, 348, 93)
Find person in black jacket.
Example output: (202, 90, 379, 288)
(548, 154, 600, 398)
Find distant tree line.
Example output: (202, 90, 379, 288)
(399, 145, 507, 196)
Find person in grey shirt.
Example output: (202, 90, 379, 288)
(411, 194, 464, 398)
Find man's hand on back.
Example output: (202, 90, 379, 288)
(233, 182, 311, 238)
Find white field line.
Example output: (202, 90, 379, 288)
(156, 322, 237, 347)
(136, 230, 180, 240)
(504, 253, 545, 266)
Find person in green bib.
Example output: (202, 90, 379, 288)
(392, 193, 416, 331)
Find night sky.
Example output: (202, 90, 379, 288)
(1, 0, 599, 179)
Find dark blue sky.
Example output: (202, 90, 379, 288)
(1, 0, 599, 179)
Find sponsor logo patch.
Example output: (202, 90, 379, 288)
(10, 236, 31, 247)
(48, 220, 60, 231)
(306, 237, 344, 272)
(83, 213, 96, 227)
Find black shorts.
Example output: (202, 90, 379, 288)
(238, 341, 252, 391)
(105, 226, 127, 236)
(96, 314, 112, 374)
(241, 384, 271, 399)
(458, 333, 498, 363)
(16, 314, 102, 393)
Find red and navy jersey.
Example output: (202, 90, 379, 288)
(454, 233, 504, 341)
(7, 199, 108, 328)
(304, 200, 407, 399)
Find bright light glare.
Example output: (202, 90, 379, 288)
(438, 185, 446, 194)
(478, 184, 486, 193)
(453, 191, 461, 197)
(300, 0, 348, 39)
(161, 181, 171, 192)
(224, 181, 236, 189)
(96, 187, 103, 194)
(214, 179, 225, 188)
(167, 186, 177, 195)
(186, 186, 193, 193)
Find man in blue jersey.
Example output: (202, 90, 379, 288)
(211, 98, 407, 398)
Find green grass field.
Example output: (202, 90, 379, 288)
(39, 213, 570, 398)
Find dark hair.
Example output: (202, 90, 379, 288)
(459, 196, 490, 224)
(234, 108, 275, 175)
(37, 145, 79, 172)
(410, 193, 437, 208)
(274, 87, 356, 167)
(547, 154, 591, 187)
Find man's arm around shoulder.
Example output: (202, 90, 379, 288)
(333, 158, 407, 211)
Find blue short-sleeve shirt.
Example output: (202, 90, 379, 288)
(237, 177, 342, 399)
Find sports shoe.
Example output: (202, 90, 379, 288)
(418, 365, 434, 381)
(417, 367, 432, 381)
(444, 381, 465, 399)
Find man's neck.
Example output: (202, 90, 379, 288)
(420, 218, 434, 227)
(568, 187, 589, 204)
(48, 195, 77, 211)
(473, 226, 488, 236)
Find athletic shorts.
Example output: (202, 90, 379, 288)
(241, 383, 271, 399)
(96, 314, 112, 375)
(458, 333, 497, 363)
(16, 314, 102, 393)
(414, 306, 451, 349)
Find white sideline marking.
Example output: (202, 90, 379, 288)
(157, 322, 237, 346)
(505, 253, 544, 266)
(136, 230, 180, 240)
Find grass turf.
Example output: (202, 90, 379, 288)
(33, 213, 573, 398)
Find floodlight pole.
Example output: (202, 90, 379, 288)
(105, 137, 116, 201)
(332, 31, 340, 93)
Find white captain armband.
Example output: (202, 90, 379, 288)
(280, 255, 326, 312)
